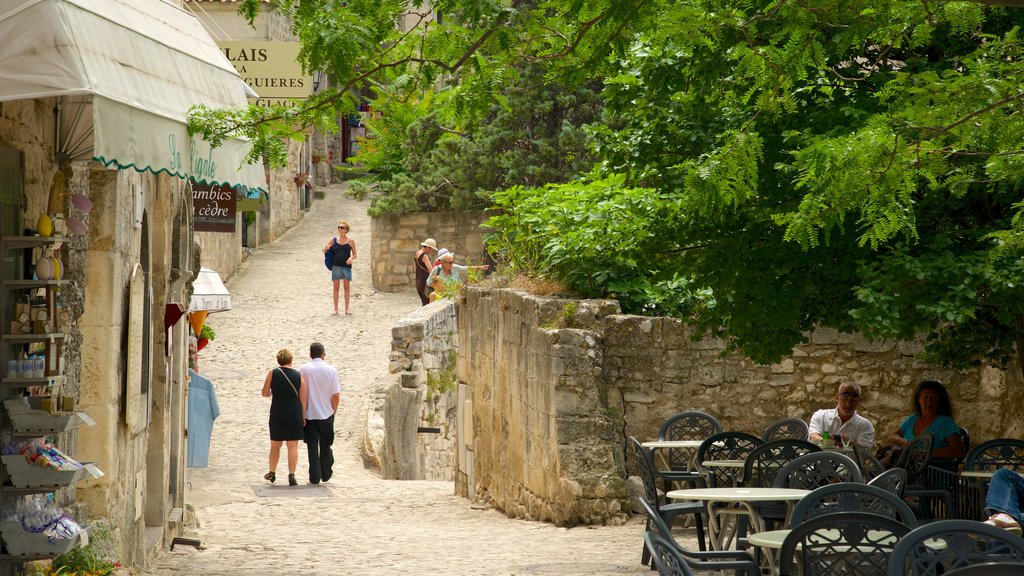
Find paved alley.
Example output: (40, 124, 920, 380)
(143, 187, 660, 576)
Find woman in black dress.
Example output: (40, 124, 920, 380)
(261, 349, 306, 486)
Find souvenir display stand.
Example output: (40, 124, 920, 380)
(0, 235, 100, 573)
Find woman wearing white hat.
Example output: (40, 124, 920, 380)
(414, 238, 438, 305)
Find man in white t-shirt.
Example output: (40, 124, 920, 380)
(299, 342, 341, 484)
(807, 380, 875, 448)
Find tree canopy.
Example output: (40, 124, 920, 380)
(198, 0, 1024, 369)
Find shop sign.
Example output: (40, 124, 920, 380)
(217, 41, 307, 107)
(192, 182, 236, 233)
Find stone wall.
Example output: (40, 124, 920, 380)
(363, 300, 459, 480)
(370, 211, 494, 292)
(456, 288, 1024, 525)
(459, 289, 627, 526)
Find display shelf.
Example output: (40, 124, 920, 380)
(0, 237, 63, 250)
(0, 280, 62, 290)
(0, 456, 93, 492)
(0, 376, 65, 389)
(0, 334, 63, 344)
(2, 399, 94, 437)
(0, 521, 87, 558)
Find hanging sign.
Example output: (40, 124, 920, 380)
(217, 41, 306, 107)
(192, 182, 236, 233)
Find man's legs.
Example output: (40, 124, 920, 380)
(318, 414, 336, 482)
(304, 419, 323, 484)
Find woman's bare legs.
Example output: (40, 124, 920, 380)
(268, 440, 282, 473)
(331, 279, 340, 315)
(286, 440, 299, 474)
(343, 279, 351, 314)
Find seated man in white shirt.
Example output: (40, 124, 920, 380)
(807, 380, 875, 448)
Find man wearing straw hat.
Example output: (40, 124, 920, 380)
(414, 238, 438, 305)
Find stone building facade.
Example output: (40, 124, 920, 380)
(370, 211, 493, 292)
(455, 288, 1023, 526)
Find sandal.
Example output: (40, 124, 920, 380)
(985, 512, 1022, 535)
(288, 474, 298, 486)
(264, 471, 276, 484)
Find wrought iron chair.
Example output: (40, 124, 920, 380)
(960, 439, 1024, 520)
(889, 519, 1024, 576)
(656, 411, 724, 492)
(637, 497, 759, 576)
(694, 431, 762, 488)
(943, 562, 1024, 576)
(760, 417, 809, 442)
(866, 467, 907, 498)
(852, 443, 886, 481)
(736, 439, 821, 543)
(630, 435, 708, 565)
(643, 531, 697, 576)
(779, 511, 912, 576)
(895, 433, 956, 520)
(773, 451, 864, 491)
(790, 481, 918, 527)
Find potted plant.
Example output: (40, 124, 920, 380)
(197, 323, 216, 351)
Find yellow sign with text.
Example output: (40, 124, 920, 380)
(217, 41, 308, 107)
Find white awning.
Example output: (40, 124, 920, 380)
(0, 0, 266, 193)
(189, 267, 231, 313)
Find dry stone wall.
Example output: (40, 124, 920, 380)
(456, 287, 1023, 525)
(370, 211, 494, 292)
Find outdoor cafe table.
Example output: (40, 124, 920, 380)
(701, 459, 747, 486)
(643, 439, 705, 473)
(667, 487, 809, 551)
(747, 527, 927, 575)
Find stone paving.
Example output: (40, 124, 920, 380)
(142, 187, 703, 576)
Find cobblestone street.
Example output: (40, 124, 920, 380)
(142, 187, 664, 576)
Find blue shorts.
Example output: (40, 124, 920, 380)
(332, 266, 352, 281)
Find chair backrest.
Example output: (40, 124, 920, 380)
(889, 519, 1024, 576)
(959, 426, 971, 455)
(779, 511, 911, 576)
(644, 531, 697, 576)
(895, 432, 934, 482)
(966, 439, 1024, 471)
(943, 562, 1024, 576)
(629, 436, 661, 509)
(761, 418, 809, 442)
(790, 481, 918, 528)
(773, 451, 864, 490)
(743, 439, 821, 488)
(695, 431, 763, 488)
(658, 411, 723, 471)
(867, 467, 908, 498)
(852, 443, 886, 481)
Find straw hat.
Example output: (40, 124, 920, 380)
(420, 238, 437, 250)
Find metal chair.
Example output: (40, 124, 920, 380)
(760, 417, 809, 442)
(779, 511, 912, 576)
(790, 482, 918, 527)
(866, 467, 907, 498)
(852, 443, 886, 481)
(695, 431, 762, 488)
(656, 411, 723, 490)
(943, 562, 1024, 576)
(966, 439, 1024, 471)
(889, 519, 1024, 575)
(630, 436, 708, 565)
(743, 439, 822, 489)
(773, 451, 864, 491)
(637, 497, 759, 576)
(643, 531, 697, 576)
(896, 433, 956, 520)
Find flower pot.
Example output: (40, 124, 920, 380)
(196, 337, 209, 351)
(312, 154, 323, 164)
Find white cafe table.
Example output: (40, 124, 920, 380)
(667, 487, 808, 551)
(700, 459, 747, 486)
(643, 439, 705, 472)
(960, 469, 1024, 479)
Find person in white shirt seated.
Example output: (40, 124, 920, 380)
(807, 380, 875, 448)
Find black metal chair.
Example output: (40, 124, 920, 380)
(790, 482, 918, 527)
(779, 511, 912, 576)
(643, 531, 697, 576)
(738, 439, 822, 542)
(656, 411, 724, 492)
(773, 451, 864, 491)
(630, 435, 708, 565)
(889, 519, 1024, 575)
(637, 497, 759, 576)
(760, 417, 809, 442)
(896, 433, 957, 520)
(852, 443, 886, 481)
(695, 431, 762, 488)
(866, 467, 907, 498)
(943, 562, 1024, 576)
(966, 439, 1024, 471)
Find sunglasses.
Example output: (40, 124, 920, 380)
(839, 392, 860, 399)
(338, 226, 348, 230)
